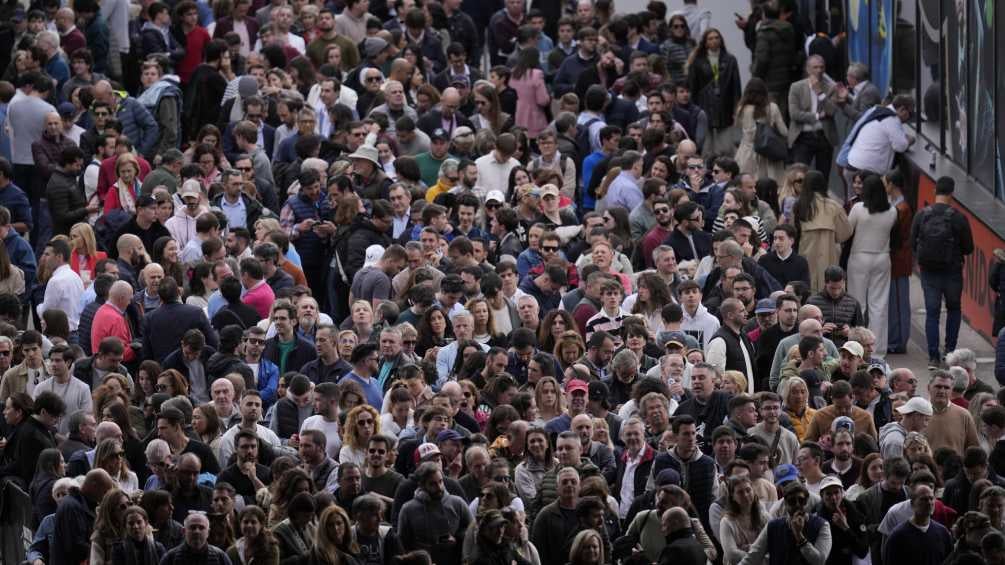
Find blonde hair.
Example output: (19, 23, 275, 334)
(116, 153, 140, 176)
(70, 223, 99, 257)
(723, 370, 748, 396)
(343, 405, 380, 450)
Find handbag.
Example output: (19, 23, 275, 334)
(754, 121, 788, 162)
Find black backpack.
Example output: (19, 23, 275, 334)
(916, 206, 958, 270)
(576, 117, 602, 161)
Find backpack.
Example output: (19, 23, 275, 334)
(916, 206, 958, 271)
(835, 106, 897, 168)
(576, 117, 602, 161)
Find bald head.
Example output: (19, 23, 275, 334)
(797, 304, 823, 323)
(109, 280, 134, 308)
(677, 140, 697, 158)
(93, 80, 113, 103)
(95, 421, 122, 443)
(798, 319, 823, 338)
(81, 468, 115, 503)
(661, 507, 691, 533)
(442, 87, 460, 107)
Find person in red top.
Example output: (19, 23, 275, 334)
(240, 256, 275, 319)
(69, 223, 107, 285)
(641, 198, 673, 269)
(95, 141, 151, 202)
(174, 1, 212, 84)
(91, 280, 138, 362)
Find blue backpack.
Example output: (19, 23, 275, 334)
(835, 106, 897, 168)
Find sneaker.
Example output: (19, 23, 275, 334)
(928, 358, 941, 370)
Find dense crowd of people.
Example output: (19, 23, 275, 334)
(0, 0, 997, 564)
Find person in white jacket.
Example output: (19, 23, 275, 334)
(679, 280, 720, 349)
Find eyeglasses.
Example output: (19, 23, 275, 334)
(245, 338, 265, 345)
(542, 245, 559, 252)
(368, 448, 386, 454)
(402, 339, 417, 345)
(492, 476, 512, 482)
(93, 111, 109, 117)
(237, 166, 253, 172)
(654, 208, 670, 214)
(365, 76, 382, 83)
(156, 384, 168, 391)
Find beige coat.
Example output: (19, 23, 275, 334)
(734, 102, 788, 183)
(798, 194, 852, 290)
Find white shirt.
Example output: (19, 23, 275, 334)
(301, 415, 343, 459)
(37, 264, 84, 330)
(619, 450, 645, 519)
(217, 423, 282, 466)
(475, 153, 520, 201)
(847, 106, 910, 173)
(253, 32, 305, 54)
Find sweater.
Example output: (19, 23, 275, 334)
(803, 405, 877, 442)
(758, 250, 811, 287)
(881, 520, 952, 565)
(925, 402, 980, 454)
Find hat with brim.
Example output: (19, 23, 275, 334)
(819, 475, 844, 492)
(896, 396, 934, 416)
(348, 145, 381, 168)
(416, 442, 442, 462)
(180, 179, 202, 200)
(773, 463, 799, 486)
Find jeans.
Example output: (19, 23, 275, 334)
(920, 270, 964, 360)
(888, 276, 911, 353)
(791, 131, 833, 183)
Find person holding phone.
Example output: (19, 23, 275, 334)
(737, 481, 832, 565)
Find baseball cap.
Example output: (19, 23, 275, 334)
(565, 379, 589, 394)
(486, 190, 505, 204)
(655, 468, 681, 487)
(449, 75, 471, 88)
(831, 416, 855, 434)
(540, 184, 560, 199)
(896, 396, 934, 416)
(588, 381, 609, 403)
(136, 195, 157, 208)
(451, 126, 474, 141)
(416, 442, 442, 461)
(430, 128, 449, 142)
(819, 475, 844, 492)
(773, 464, 799, 486)
(57, 102, 75, 118)
(840, 341, 864, 358)
(180, 180, 202, 200)
(755, 298, 775, 314)
(436, 429, 463, 443)
(867, 363, 887, 375)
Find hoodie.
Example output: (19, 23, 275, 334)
(397, 487, 472, 565)
(879, 421, 908, 460)
(681, 303, 720, 349)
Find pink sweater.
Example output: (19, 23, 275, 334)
(509, 69, 551, 138)
(243, 281, 275, 319)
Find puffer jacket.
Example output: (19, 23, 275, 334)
(342, 217, 391, 282)
(650, 446, 717, 530)
(46, 168, 88, 236)
(806, 290, 864, 345)
(397, 487, 472, 565)
(529, 457, 600, 522)
(137, 75, 183, 157)
(752, 19, 797, 93)
(113, 94, 159, 157)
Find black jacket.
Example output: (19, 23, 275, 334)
(342, 217, 391, 283)
(703, 257, 782, 300)
(51, 489, 96, 565)
(211, 302, 262, 331)
(819, 500, 869, 565)
(688, 50, 742, 130)
(210, 192, 265, 231)
(72, 356, 132, 390)
(758, 250, 812, 287)
(263, 335, 317, 374)
(162, 346, 217, 382)
(657, 528, 707, 565)
(205, 350, 256, 391)
(46, 168, 88, 236)
(142, 302, 219, 363)
(752, 19, 797, 93)
(301, 357, 352, 384)
(416, 109, 473, 137)
(665, 227, 712, 263)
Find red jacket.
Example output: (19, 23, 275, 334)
(70, 250, 107, 281)
(97, 155, 151, 201)
(91, 302, 135, 362)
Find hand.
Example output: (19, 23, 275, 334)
(689, 172, 704, 191)
(831, 505, 849, 530)
(86, 203, 101, 213)
(0, 437, 6, 449)
(423, 346, 439, 363)
(735, 14, 748, 29)
(312, 221, 336, 236)
(240, 460, 257, 477)
(297, 218, 316, 232)
(789, 511, 807, 539)
(288, 434, 300, 449)
(741, 241, 754, 256)
(668, 380, 685, 397)
(822, 322, 837, 334)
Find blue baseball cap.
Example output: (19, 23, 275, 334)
(773, 463, 799, 486)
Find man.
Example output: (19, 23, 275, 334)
(642, 209, 675, 270)
(910, 176, 975, 367)
(343, 342, 383, 409)
(0, 391, 63, 486)
(142, 278, 218, 362)
(33, 345, 92, 434)
(301, 325, 351, 385)
(46, 145, 95, 236)
(676, 280, 720, 350)
(51, 469, 116, 565)
(135, 262, 165, 313)
(307, 9, 358, 69)
(351, 244, 406, 307)
(262, 301, 315, 375)
(7, 73, 55, 241)
(90, 279, 137, 363)
(658, 507, 707, 565)
(37, 238, 84, 333)
(237, 326, 278, 405)
(754, 293, 799, 390)
(0, 159, 31, 236)
(0, 330, 50, 398)
(162, 329, 217, 403)
(925, 369, 980, 453)
(807, 266, 864, 346)
(571, 413, 617, 483)
(879, 396, 933, 459)
(705, 298, 754, 389)
(703, 239, 781, 302)
(750, 3, 796, 120)
(92, 80, 158, 159)
(297, 428, 338, 490)
(604, 150, 644, 211)
(650, 414, 716, 531)
(741, 481, 832, 564)
(942, 447, 1005, 514)
(397, 462, 472, 565)
(882, 484, 952, 565)
(758, 224, 811, 287)
(530, 466, 583, 565)
(217, 429, 271, 503)
(212, 167, 263, 232)
(159, 511, 232, 565)
(554, 26, 598, 96)
(269, 373, 314, 439)
(674, 363, 730, 448)
(218, 389, 281, 465)
(362, 433, 404, 500)
(116, 195, 171, 253)
(855, 457, 911, 565)
(210, 378, 240, 428)
(474, 133, 519, 200)
(169, 454, 215, 521)
(788, 55, 837, 181)
(843, 95, 915, 187)
(822, 429, 862, 490)
(72, 336, 132, 390)
(946, 348, 995, 399)
(749, 392, 799, 467)
(816, 474, 870, 565)
(804, 381, 878, 442)
(666, 201, 711, 263)
(158, 407, 221, 474)
(239, 257, 274, 320)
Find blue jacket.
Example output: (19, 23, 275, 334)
(553, 53, 595, 97)
(0, 183, 32, 232)
(4, 229, 36, 295)
(256, 358, 280, 407)
(997, 328, 1005, 385)
(113, 94, 159, 157)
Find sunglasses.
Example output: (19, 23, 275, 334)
(365, 76, 382, 83)
(93, 111, 109, 117)
(156, 384, 169, 391)
(0, 350, 10, 357)
(542, 246, 559, 252)
(486, 203, 501, 209)
(402, 339, 417, 345)
(368, 448, 386, 454)
(654, 208, 670, 214)
(245, 338, 265, 345)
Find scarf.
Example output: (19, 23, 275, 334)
(121, 537, 161, 565)
(116, 178, 140, 214)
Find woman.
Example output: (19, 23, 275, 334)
(273, 492, 316, 562)
(268, 469, 315, 527)
(184, 125, 231, 170)
(467, 298, 503, 347)
(795, 170, 852, 290)
(509, 48, 550, 138)
(95, 438, 139, 493)
(661, 15, 695, 83)
(846, 453, 883, 500)
(415, 306, 449, 357)
(781, 376, 816, 442)
(193, 403, 223, 452)
(553, 331, 586, 371)
(346, 301, 376, 343)
(288, 505, 358, 565)
(339, 405, 380, 465)
(152, 236, 186, 287)
(722, 371, 749, 396)
(719, 475, 769, 565)
(69, 223, 107, 286)
(185, 262, 216, 311)
(687, 28, 741, 155)
(567, 529, 604, 565)
(712, 189, 767, 243)
(133, 361, 162, 407)
(90, 488, 130, 565)
(41, 310, 71, 346)
(449, 340, 484, 382)
(470, 83, 512, 135)
(971, 392, 998, 451)
(104, 153, 142, 214)
(734, 77, 788, 183)
(514, 427, 555, 505)
(470, 509, 532, 565)
(847, 174, 897, 356)
(29, 448, 64, 529)
(777, 164, 808, 225)
(227, 505, 280, 565)
(109, 506, 166, 565)
(193, 143, 223, 189)
(103, 401, 148, 481)
(336, 330, 358, 361)
(625, 272, 673, 335)
(157, 369, 190, 398)
(0, 241, 24, 297)
(507, 167, 534, 206)
(538, 310, 576, 355)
